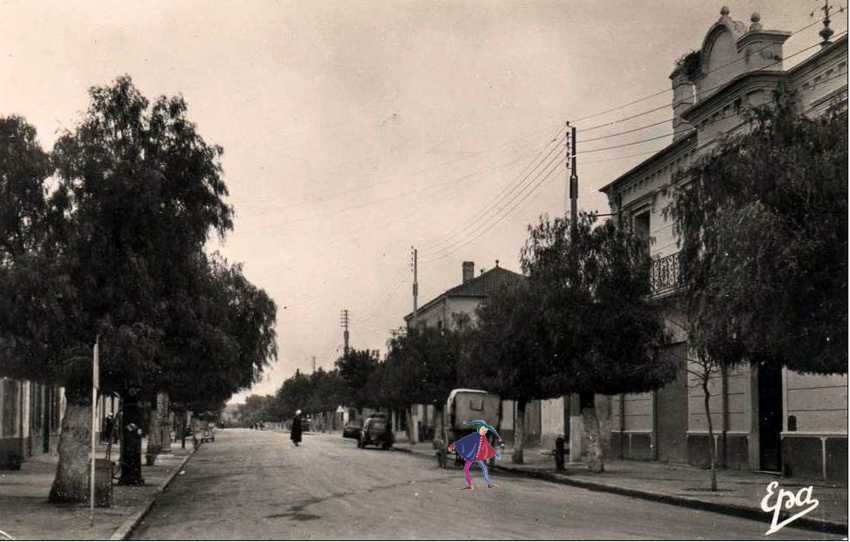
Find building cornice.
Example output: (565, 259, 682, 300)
(682, 70, 787, 123)
(599, 133, 696, 195)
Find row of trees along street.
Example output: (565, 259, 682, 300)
(0, 76, 278, 503)
(255, 97, 846, 484)
(251, 210, 674, 473)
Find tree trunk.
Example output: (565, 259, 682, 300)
(434, 405, 445, 445)
(513, 399, 526, 464)
(702, 378, 717, 492)
(176, 409, 186, 449)
(119, 394, 145, 486)
(48, 392, 91, 503)
(159, 392, 172, 453)
(146, 406, 161, 465)
(580, 392, 604, 473)
(405, 407, 416, 444)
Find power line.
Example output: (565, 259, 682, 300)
(581, 146, 670, 165)
(423, 158, 564, 263)
(578, 117, 674, 144)
(238, 143, 546, 235)
(579, 131, 682, 155)
(418, 127, 566, 252)
(422, 150, 564, 259)
(233, 121, 561, 213)
(579, 104, 672, 133)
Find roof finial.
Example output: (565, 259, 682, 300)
(495, 259, 500, 268)
(749, 12, 762, 31)
(814, 0, 836, 47)
(720, 6, 730, 17)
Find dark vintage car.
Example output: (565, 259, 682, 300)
(342, 419, 362, 439)
(358, 414, 394, 450)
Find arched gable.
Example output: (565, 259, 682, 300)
(696, 8, 748, 96)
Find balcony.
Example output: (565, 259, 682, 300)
(650, 251, 682, 297)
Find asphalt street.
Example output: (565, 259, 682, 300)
(132, 429, 839, 540)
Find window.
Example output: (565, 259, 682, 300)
(469, 398, 484, 411)
(633, 211, 651, 255)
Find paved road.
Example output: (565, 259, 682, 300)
(132, 429, 838, 540)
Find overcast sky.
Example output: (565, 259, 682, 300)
(1, 1, 842, 402)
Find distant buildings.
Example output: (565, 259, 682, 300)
(599, 8, 847, 480)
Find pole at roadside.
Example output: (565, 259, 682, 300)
(90, 336, 100, 526)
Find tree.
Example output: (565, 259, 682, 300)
(463, 279, 551, 464)
(237, 395, 275, 427)
(384, 323, 464, 442)
(0, 77, 276, 501)
(163, 252, 277, 443)
(335, 349, 380, 410)
(273, 370, 313, 420)
(303, 368, 348, 429)
(520, 213, 673, 472)
(670, 96, 847, 374)
(667, 96, 847, 489)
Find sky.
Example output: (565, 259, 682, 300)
(0, 0, 843, 403)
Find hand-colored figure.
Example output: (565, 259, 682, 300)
(447, 420, 503, 489)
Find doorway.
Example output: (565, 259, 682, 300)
(656, 343, 688, 464)
(758, 363, 783, 472)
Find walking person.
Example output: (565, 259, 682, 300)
(291, 410, 303, 447)
(447, 420, 503, 490)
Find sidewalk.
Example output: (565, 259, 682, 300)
(394, 441, 847, 534)
(0, 442, 194, 540)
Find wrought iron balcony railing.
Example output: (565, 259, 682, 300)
(650, 251, 682, 297)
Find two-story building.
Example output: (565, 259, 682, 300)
(402, 260, 560, 446)
(598, 8, 847, 480)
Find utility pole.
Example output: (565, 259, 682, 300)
(565, 121, 583, 465)
(411, 247, 419, 318)
(312, 356, 316, 373)
(569, 121, 578, 232)
(340, 309, 350, 356)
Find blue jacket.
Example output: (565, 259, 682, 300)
(451, 432, 482, 461)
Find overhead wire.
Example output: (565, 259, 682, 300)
(422, 157, 564, 263)
(233, 120, 562, 213)
(419, 145, 564, 257)
(237, 141, 549, 236)
(417, 127, 566, 252)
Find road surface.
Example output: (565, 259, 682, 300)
(132, 429, 838, 540)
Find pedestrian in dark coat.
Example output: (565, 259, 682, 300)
(291, 410, 303, 446)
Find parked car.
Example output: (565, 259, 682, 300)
(358, 414, 394, 449)
(343, 419, 362, 439)
(201, 422, 215, 443)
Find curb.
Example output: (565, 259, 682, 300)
(493, 465, 848, 536)
(110, 448, 198, 540)
(395, 446, 846, 536)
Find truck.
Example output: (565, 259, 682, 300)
(437, 388, 502, 468)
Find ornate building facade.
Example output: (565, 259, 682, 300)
(599, 8, 847, 480)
